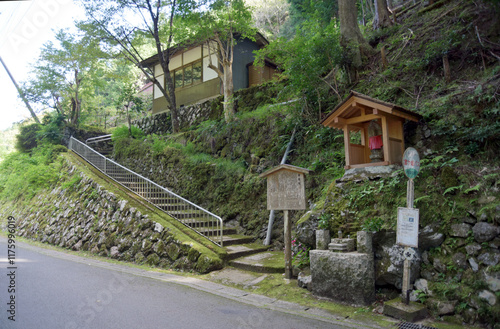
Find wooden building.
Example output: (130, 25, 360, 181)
(139, 33, 278, 115)
(321, 91, 422, 169)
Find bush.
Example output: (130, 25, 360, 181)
(0, 144, 66, 201)
(38, 113, 65, 144)
(111, 125, 145, 141)
(15, 123, 41, 153)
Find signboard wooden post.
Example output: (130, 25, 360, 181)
(398, 147, 421, 304)
(260, 164, 310, 279)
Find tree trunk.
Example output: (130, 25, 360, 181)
(150, 0, 180, 133)
(361, 0, 366, 26)
(373, 0, 393, 29)
(223, 61, 235, 121)
(70, 98, 76, 125)
(163, 68, 180, 132)
(73, 69, 82, 126)
(338, 0, 371, 80)
(207, 35, 236, 123)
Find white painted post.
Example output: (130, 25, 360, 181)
(284, 210, 292, 279)
(400, 147, 420, 304)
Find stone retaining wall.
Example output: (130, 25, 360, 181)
(132, 98, 219, 135)
(132, 84, 278, 135)
(0, 159, 222, 274)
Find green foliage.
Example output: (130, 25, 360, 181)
(15, 123, 41, 153)
(282, 0, 338, 38)
(38, 112, 66, 144)
(414, 289, 428, 303)
(255, 18, 343, 119)
(0, 144, 67, 201)
(149, 134, 169, 157)
(61, 174, 82, 190)
(362, 217, 384, 232)
(317, 213, 331, 230)
(292, 238, 310, 269)
(111, 125, 145, 141)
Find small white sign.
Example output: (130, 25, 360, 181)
(397, 207, 419, 247)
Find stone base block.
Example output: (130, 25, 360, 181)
(383, 298, 428, 322)
(310, 250, 375, 306)
(329, 238, 355, 252)
(316, 230, 330, 250)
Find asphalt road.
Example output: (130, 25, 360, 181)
(0, 239, 355, 329)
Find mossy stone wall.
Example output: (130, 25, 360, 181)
(0, 160, 222, 274)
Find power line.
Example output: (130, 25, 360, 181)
(0, 0, 36, 51)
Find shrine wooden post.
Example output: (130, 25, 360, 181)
(260, 164, 310, 279)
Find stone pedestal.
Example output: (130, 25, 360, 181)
(328, 238, 355, 252)
(369, 148, 384, 163)
(383, 298, 428, 322)
(315, 230, 330, 250)
(310, 250, 375, 306)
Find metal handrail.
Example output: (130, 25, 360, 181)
(86, 134, 112, 144)
(69, 136, 223, 247)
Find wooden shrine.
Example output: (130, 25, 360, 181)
(321, 91, 422, 169)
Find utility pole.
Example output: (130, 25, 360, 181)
(0, 55, 40, 124)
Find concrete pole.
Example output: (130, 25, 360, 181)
(0, 55, 40, 124)
(284, 210, 292, 279)
(402, 178, 414, 304)
(264, 127, 297, 246)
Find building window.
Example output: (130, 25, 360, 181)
(174, 70, 183, 88)
(173, 60, 202, 89)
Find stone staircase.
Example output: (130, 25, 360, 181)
(118, 178, 284, 273)
(80, 139, 281, 273)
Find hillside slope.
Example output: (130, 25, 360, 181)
(108, 1, 500, 325)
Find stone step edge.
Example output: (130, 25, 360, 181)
(225, 245, 270, 261)
(229, 259, 285, 274)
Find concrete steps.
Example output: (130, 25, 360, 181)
(222, 234, 255, 246)
(225, 243, 270, 260)
(229, 251, 286, 274)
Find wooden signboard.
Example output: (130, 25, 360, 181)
(260, 164, 310, 279)
(260, 164, 309, 210)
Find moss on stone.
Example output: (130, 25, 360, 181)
(166, 243, 181, 261)
(146, 253, 160, 266)
(195, 254, 223, 274)
(134, 252, 145, 264)
(187, 247, 201, 262)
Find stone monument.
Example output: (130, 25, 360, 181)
(310, 231, 375, 306)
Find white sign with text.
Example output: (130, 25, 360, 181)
(397, 207, 419, 247)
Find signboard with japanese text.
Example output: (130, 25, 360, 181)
(397, 207, 419, 247)
(403, 147, 420, 179)
(266, 170, 306, 210)
(260, 164, 309, 211)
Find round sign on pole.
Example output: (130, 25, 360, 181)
(403, 147, 420, 179)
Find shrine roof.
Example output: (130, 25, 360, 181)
(321, 91, 423, 129)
